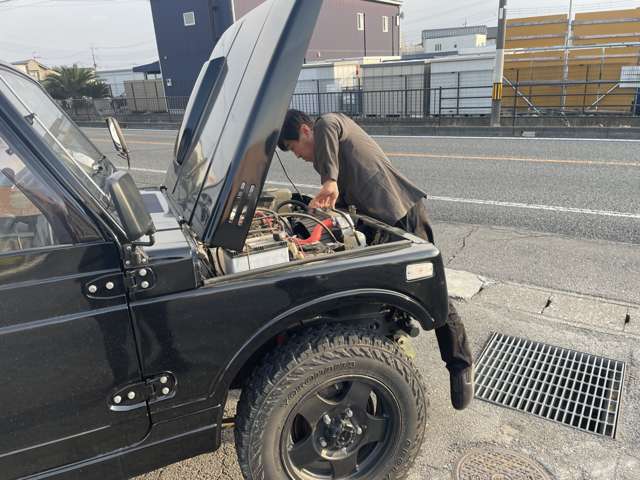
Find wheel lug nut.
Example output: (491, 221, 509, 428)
(323, 414, 332, 425)
(319, 438, 328, 448)
(345, 408, 353, 418)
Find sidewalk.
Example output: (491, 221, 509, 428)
(139, 270, 640, 480)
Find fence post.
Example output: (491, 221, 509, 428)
(582, 65, 590, 114)
(131, 86, 138, 113)
(438, 86, 442, 117)
(316, 80, 321, 116)
(456, 72, 461, 116)
(404, 75, 408, 118)
(512, 82, 518, 128)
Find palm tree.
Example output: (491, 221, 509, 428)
(43, 64, 110, 99)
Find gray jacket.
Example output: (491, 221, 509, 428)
(313, 113, 426, 225)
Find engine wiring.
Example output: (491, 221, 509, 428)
(279, 212, 342, 245)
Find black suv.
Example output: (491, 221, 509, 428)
(0, 1, 449, 479)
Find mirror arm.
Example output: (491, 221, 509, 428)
(119, 151, 131, 169)
(132, 233, 155, 247)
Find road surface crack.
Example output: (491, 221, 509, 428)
(447, 226, 478, 265)
(540, 296, 553, 315)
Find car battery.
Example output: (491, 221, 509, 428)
(222, 235, 290, 273)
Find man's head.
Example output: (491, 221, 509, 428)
(278, 109, 315, 162)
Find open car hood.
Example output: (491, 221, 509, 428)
(164, 0, 321, 251)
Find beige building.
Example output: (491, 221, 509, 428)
(11, 59, 54, 81)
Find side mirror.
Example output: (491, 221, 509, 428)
(106, 117, 130, 168)
(106, 171, 155, 245)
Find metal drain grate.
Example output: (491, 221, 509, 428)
(475, 333, 625, 438)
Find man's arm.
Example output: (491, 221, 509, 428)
(311, 116, 342, 209)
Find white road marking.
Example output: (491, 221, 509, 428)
(428, 196, 640, 220)
(265, 181, 640, 220)
(83, 127, 177, 134)
(372, 135, 640, 143)
(117, 166, 166, 174)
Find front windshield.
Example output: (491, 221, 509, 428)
(0, 65, 116, 213)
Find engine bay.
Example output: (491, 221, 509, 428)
(207, 188, 385, 276)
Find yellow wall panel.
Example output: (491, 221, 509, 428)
(507, 38, 566, 49)
(507, 25, 568, 38)
(574, 9, 638, 22)
(574, 23, 640, 37)
(508, 14, 568, 25)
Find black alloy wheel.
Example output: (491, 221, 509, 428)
(235, 326, 428, 480)
(281, 377, 400, 479)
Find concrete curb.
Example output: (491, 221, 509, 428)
(446, 268, 638, 337)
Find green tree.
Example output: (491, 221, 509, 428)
(43, 64, 110, 99)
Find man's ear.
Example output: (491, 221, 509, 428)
(300, 123, 312, 138)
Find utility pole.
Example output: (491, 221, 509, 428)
(491, 0, 507, 127)
(90, 46, 97, 70)
(363, 12, 367, 57)
(561, 0, 574, 110)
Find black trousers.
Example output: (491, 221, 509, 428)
(396, 200, 473, 373)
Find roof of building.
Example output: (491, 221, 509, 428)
(11, 59, 51, 70)
(133, 60, 161, 74)
(422, 25, 488, 40)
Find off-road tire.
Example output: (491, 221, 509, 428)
(234, 325, 428, 480)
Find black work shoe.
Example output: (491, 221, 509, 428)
(450, 366, 474, 410)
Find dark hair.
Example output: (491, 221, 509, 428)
(278, 109, 313, 151)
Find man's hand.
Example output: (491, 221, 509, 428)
(310, 180, 339, 209)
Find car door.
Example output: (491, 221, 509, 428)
(0, 126, 150, 478)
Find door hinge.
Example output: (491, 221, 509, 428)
(84, 273, 125, 299)
(109, 372, 177, 412)
(126, 267, 156, 293)
(123, 244, 150, 268)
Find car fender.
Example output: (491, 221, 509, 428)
(211, 287, 435, 400)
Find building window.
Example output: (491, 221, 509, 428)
(435, 43, 442, 52)
(183, 11, 195, 27)
(356, 12, 364, 31)
(382, 16, 389, 33)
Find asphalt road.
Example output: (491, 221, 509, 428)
(83, 128, 640, 245)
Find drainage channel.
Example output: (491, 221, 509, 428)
(474, 332, 625, 438)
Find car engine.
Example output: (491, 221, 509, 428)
(212, 188, 367, 275)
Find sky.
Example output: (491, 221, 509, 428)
(1, 0, 638, 70)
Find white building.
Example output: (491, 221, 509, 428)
(429, 52, 496, 115)
(422, 26, 488, 55)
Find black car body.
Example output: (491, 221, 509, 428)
(0, 1, 448, 478)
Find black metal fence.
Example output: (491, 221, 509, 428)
(62, 80, 640, 125)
